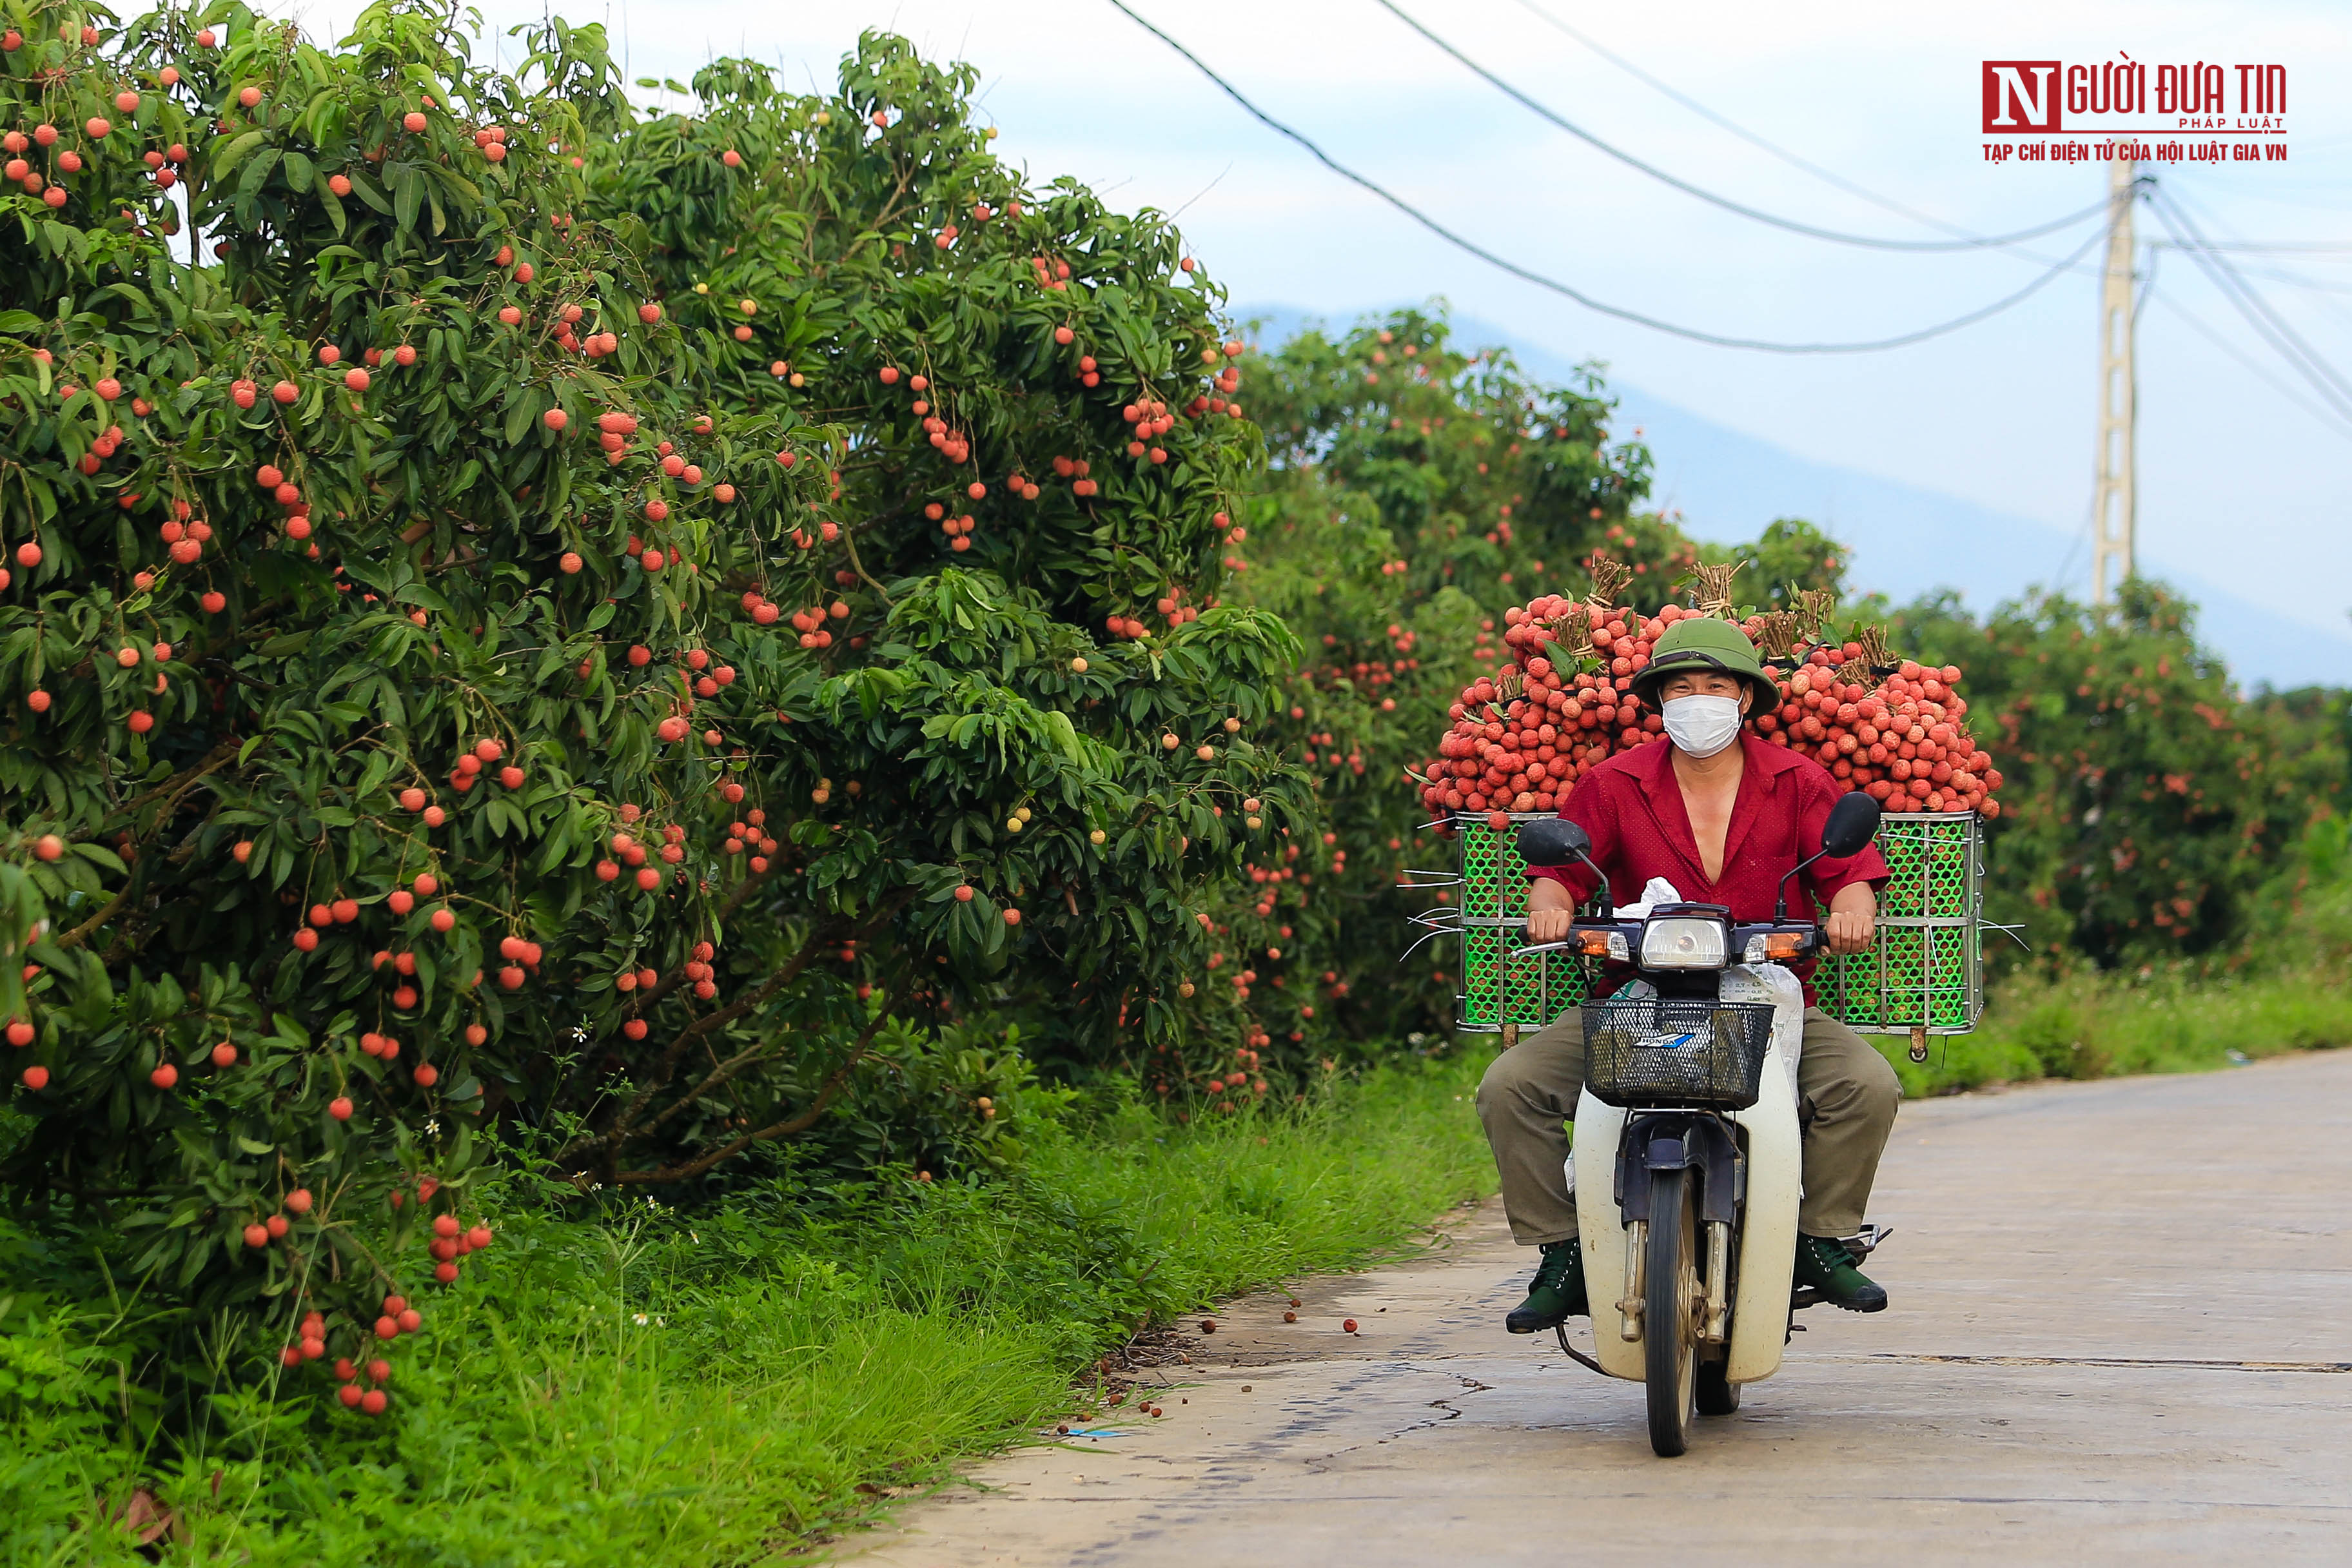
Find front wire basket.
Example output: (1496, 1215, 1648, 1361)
(1582, 998, 1776, 1110)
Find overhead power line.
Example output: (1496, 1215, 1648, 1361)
(2144, 186, 2352, 428)
(1105, 0, 2104, 355)
(2149, 240, 2352, 255)
(2148, 284, 2352, 440)
(2157, 244, 2352, 297)
(1502, 0, 1991, 244)
(1370, 0, 2111, 253)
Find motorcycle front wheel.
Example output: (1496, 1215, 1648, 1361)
(1644, 1166, 1699, 1456)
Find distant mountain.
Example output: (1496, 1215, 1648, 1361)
(1238, 303, 2352, 692)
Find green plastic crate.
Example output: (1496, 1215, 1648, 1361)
(1814, 812, 1984, 1035)
(1446, 810, 1983, 1037)
(1453, 813, 1589, 1034)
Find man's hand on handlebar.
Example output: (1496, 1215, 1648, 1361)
(1524, 876, 1578, 944)
(1823, 883, 1878, 956)
(1524, 871, 1878, 953)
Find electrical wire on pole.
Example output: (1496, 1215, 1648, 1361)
(2166, 250, 2352, 298)
(2151, 185, 2352, 407)
(2154, 241, 2352, 253)
(2145, 187, 2352, 430)
(1368, 0, 2110, 254)
(1104, 0, 2104, 355)
(2146, 286, 2352, 436)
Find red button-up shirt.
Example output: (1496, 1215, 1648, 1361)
(1527, 734, 1889, 1005)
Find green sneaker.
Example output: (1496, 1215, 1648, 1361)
(1794, 1233, 1888, 1313)
(1505, 1238, 1588, 1334)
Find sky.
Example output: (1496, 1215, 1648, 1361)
(268, 0, 2352, 649)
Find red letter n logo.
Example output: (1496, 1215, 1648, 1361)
(1982, 61, 2062, 132)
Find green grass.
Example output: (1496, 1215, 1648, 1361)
(1884, 965, 2351, 1097)
(12, 943, 2346, 1566)
(0, 1052, 1496, 1567)
(1874, 851, 2352, 1095)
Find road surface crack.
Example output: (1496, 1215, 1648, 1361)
(1298, 1364, 1491, 1473)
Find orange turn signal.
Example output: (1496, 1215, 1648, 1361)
(1575, 930, 1615, 957)
(1762, 931, 1807, 959)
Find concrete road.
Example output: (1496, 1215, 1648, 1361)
(843, 1052, 2352, 1565)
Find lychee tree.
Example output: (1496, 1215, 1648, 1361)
(0, 0, 858, 1416)
(0, 0, 1304, 1419)
(576, 37, 1308, 1085)
(1888, 580, 2316, 967)
(1211, 310, 1655, 1053)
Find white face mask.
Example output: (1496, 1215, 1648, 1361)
(1661, 694, 1744, 758)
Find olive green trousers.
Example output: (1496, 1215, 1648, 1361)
(1475, 1006, 1902, 1246)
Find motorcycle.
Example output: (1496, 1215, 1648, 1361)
(1512, 792, 1888, 1456)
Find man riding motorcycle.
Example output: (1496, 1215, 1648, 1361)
(1475, 616, 1903, 1333)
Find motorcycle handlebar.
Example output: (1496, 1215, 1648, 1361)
(1509, 919, 1825, 964)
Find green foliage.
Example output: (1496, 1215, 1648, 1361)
(1201, 309, 1650, 1054)
(1890, 960, 2352, 1097)
(0, 1052, 1495, 1562)
(0, 0, 1308, 1439)
(1886, 580, 2328, 967)
(1741, 517, 1851, 609)
(571, 29, 1322, 1078)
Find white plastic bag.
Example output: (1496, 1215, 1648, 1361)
(1720, 961, 1806, 1094)
(1611, 875, 1685, 921)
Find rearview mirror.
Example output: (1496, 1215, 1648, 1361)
(1518, 817, 1591, 868)
(1820, 792, 1881, 860)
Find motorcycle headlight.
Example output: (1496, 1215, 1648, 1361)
(1641, 915, 1728, 970)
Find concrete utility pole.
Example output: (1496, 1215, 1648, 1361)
(2090, 153, 2138, 605)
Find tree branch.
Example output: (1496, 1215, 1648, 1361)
(645, 1003, 888, 1140)
(52, 883, 132, 951)
(598, 1036, 876, 1187)
(838, 522, 894, 605)
(113, 738, 244, 824)
(50, 741, 240, 954)
(631, 850, 796, 1013)
(553, 923, 835, 1168)
(558, 890, 917, 1175)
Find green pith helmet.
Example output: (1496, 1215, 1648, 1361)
(1629, 616, 1779, 714)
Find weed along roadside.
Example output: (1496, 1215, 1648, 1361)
(1, 1055, 1496, 1560)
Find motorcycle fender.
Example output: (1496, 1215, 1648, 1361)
(1724, 1035, 1802, 1384)
(1571, 1088, 1644, 1380)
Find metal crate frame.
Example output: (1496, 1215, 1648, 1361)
(1812, 812, 1985, 1036)
(1412, 810, 1984, 1039)
(1403, 812, 1589, 1036)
